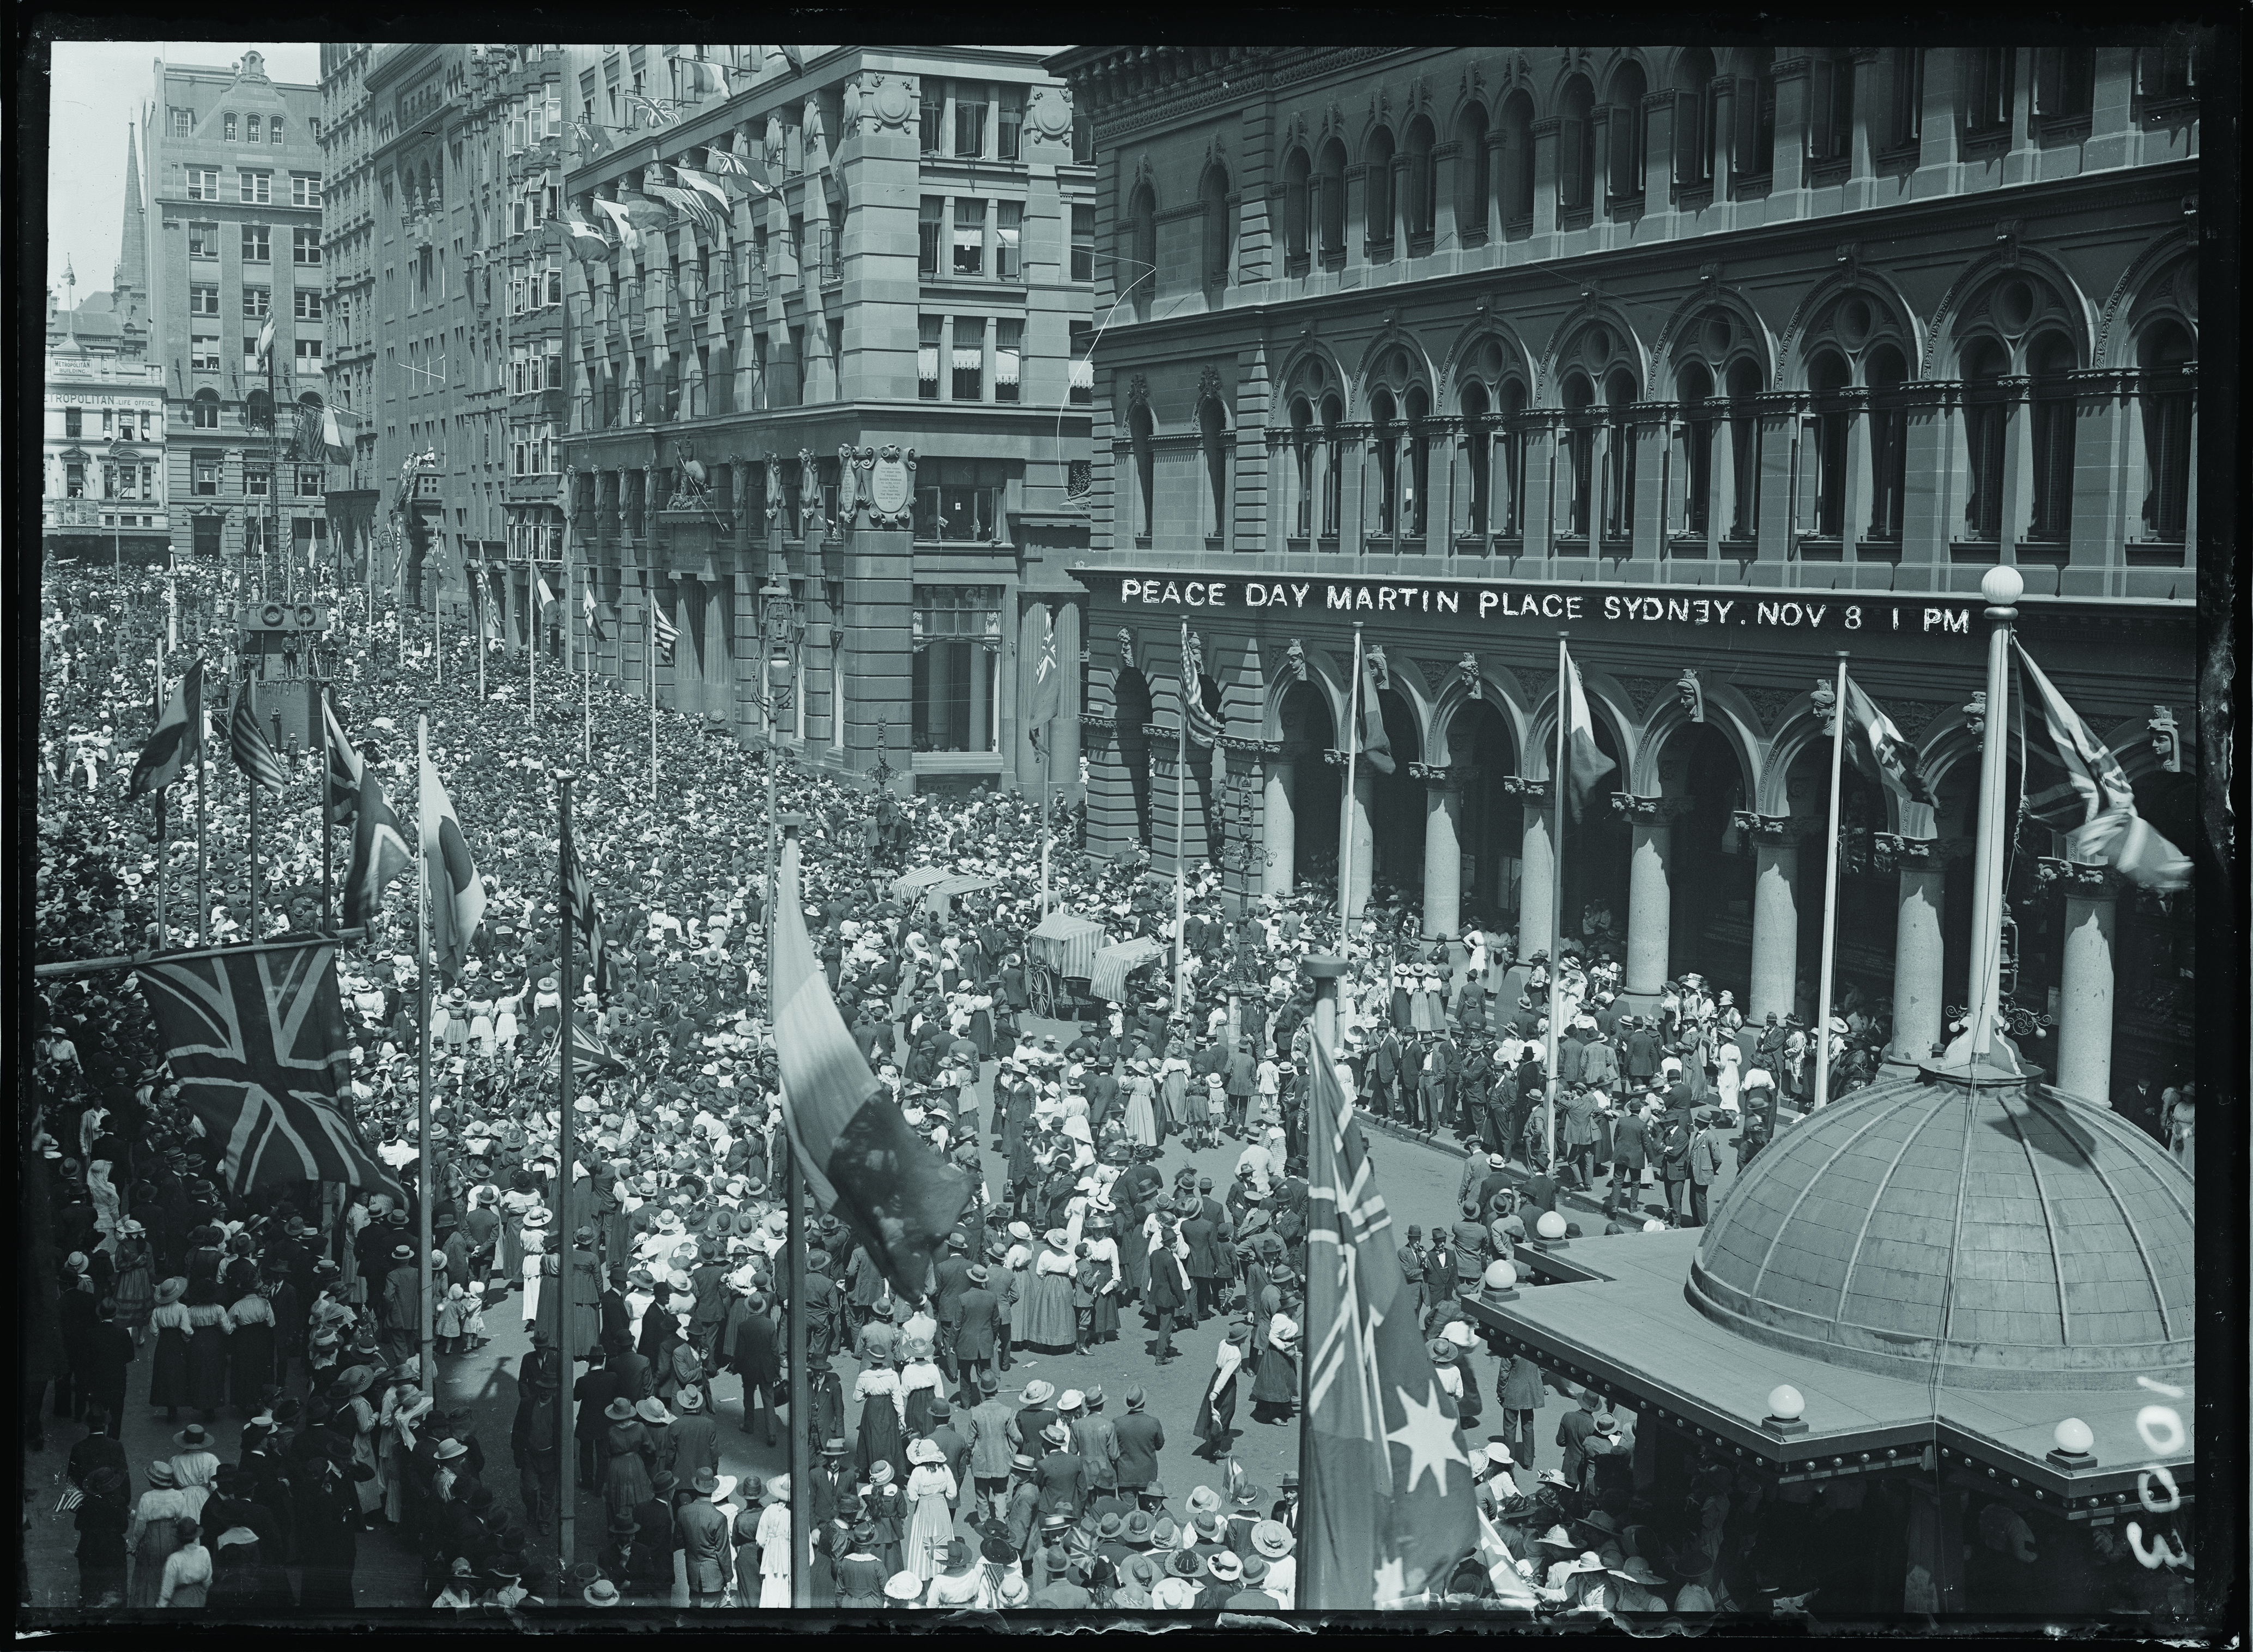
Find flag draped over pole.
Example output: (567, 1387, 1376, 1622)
(1842, 674, 1937, 820)
(1182, 630, 1224, 748)
(651, 604, 680, 659)
(417, 729, 485, 983)
(342, 763, 411, 929)
(126, 659, 205, 798)
(1026, 604, 1062, 920)
(1560, 645, 1614, 821)
(135, 939, 405, 1205)
(2015, 642, 2191, 890)
(771, 833, 971, 1295)
(228, 681, 287, 796)
(562, 833, 623, 999)
(1299, 1030, 1476, 1608)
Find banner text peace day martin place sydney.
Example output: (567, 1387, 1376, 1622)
(1104, 575, 1978, 635)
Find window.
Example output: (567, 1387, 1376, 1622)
(826, 318, 845, 400)
(1959, 340, 2008, 539)
(913, 465, 1007, 544)
(1282, 149, 1312, 267)
(955, 91, 988, 160)
(1130, 402, 1155, 541)
(186, 167, 218, 200)
(1677, 364, 1713, 533)
(190, 284, 220, 316)
(951, 316, 984, 401)
(997, 85, 1025, 160)
(2138, 40, 2200, 107)
(2026, 334, 2076, 543)
(1674, 49, 1717, 186)
(64, 461, 85, 497)
(224, 112, 238, 141)
(249, 114, 262, 143)
(270, 117, 283, 144)
(1561, 375, 1595, 536)
(1892, 48, 1926, 147)
(953, 198, 986, 276)
(295, 228, 322, 265)
(298, 467, 325, 496)
(2139, 319, 2194, 541)
(295, 288, 322, 320)
(243, 224, 271, 262)
(188, 222, 218, 258)
(1965, 47, 2014, 135)
(63, 406, 83, 438)
(918, 315, 942, 401)
(1808, 52, 1856, 165)
(296, 338, 323, 369)
(911, 584, 1003, 753)
(1128, 183, 1158, 294)
(101, 408, 113, 437)
(1069, 321, 1093, 406)
(193, 453, 221, 494)
(246, 467, 270, 498)
(919, 196, 942, 275)
(240, 169, 271, 204)
(1558, 79, 1595, 211)
(2035, 48, 2094, 119)
(244, 285, 271, 318)
(1365, 125, 1395, 248)
(996, 200, 1022, 280)
(1402, 117, 1437, 242)
(1736, 49, 1779, 178)
(292, 173, 323, 207)
(1455, 103, 1491, 240)
(919, 86, 943, 155)
(994, 318, 1022, 404)
(172, 107, 192, 138)
(1606, 65, 1649, 201)
(1200, 163, 1232, 285)
(1073, 111, 1094, 166)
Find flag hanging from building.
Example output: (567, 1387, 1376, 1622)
(1299, 1030, 1476, 1608)
(673, 165, 733, 215)
(1842, 674, 1936, 815)
(625, 89, 674, 128)
(253, 312, 277, 370)
(1182, 627, 1224, 748)
(322, 694, 362, 826)
(417, 750, 485, 983)
(592, 197, 639, 255)
(126, 659, 205, 799)
(227, 681, 287, 796)
(772, 834, 971, 1295)
(2015, 642, 2191, 891)
(1024, 603, 1063, 731)
(651, 604, 679, 660)
(564, 219, 613, 263)
(1561, 646, 1615, 822)
(135, 940, 405, 1206)
(702, 143, 778, 198)
(320, 404, 355, 464)
(342, 764, 411, 929)
(680, 57, 729, 97)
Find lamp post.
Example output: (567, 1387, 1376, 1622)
(758, 578, 800, 1022)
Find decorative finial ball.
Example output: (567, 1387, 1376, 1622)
(1979, 566, 2024, 607)
(2053, 1417, 2095, 1457)
(1483, 1260, 1517, 1291)
(1767, 1384, 1806, 1423)
(1535, 1211, 1567, 1241)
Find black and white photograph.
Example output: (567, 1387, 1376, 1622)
(22, 29, 2236, 1631)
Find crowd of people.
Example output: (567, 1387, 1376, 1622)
(29, 560, 2198, 1618)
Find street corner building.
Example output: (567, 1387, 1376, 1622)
(1045, 43, 2202, 1119)
(541, 44, 1098, 797)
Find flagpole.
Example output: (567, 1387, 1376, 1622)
(1173, 618, 1189, 1018)
(1296, 949, 1345, 1612)
(1966, 568, 2023, 1061)
(477, 583, 487, 701)
(649, 619, 658, 805)
(319, 681, 335, 931)
(529, 573, 538, 728)
(434, 560, 443, 687)
(415, 712, 437, 1406)
(153, 649, 168, 947)
(1039, 725, 1052, 923)
(1341, 625, 1361, 951)
(1545, 633, 1567, 1173)
(780, 814, 812, 1608)
(1813, 651, 1849, 1110)
(195, 712, 209, 947)
(245, 697, 262, 942)
(555, 768, 578, 1576)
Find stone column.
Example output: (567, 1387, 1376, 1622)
(1618, 794, 1691, 1009)
(1336, 749, 1375, 919)
(1875, 833, 1956, 1069)
(1739, 812, 1806, 1026)
(1416, 764, 1470, 940)
(1052, 599, 1083, 795)
(2045, 858, 2120, 1108)
(1505, 775, 1554, 958)
(1262, 751, 1296, 897)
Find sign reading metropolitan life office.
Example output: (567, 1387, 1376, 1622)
(1085, 571, 1980, 637)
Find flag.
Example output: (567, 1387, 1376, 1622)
(673, 165, 732, 214)
(1182, 629, 1224, 749)
(253, 312, 277, 370)
(585, 584, 607, 644)
(126, 659, 205, 798)
(536, 572, 556, 613)
(625, 89, 674, 128)
(1355, 653, 1394, 776)
(545, 1017, 628, 1080)
(2016, 642, 2191, 891)
(561, 831, 622, 998)
(418, 751, 484, 983)
(1300, 1030, 1476, 1607)
(568, 118, 609, 153)
(592, 197, 639, 255)
(703, 144, 777, 198)
(1842, 674, 1936, 815)
(320, 405, 354, 464)
(322, 694, 362, 826)
(342, 764, 411, 929)
(772, 834, 971, 1295)
(564, 219, 613, 263)
(1475, 1509, 1541, 1607)
(135, 940, 405, 1206)
(1024, 603, 1062, 729)
(651, 604, 679, 660)
(681, 58, 730, 97)
(228, 681, 286, 796)
(1561, 647, 1615, 822)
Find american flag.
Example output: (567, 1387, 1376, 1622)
(651, 604, 679, 660)
(228, 681, 287, 796)
(1181, 625, 1224, 748)
(136, 941, 403, 1205)
(1299, 1025, 1475, 1608)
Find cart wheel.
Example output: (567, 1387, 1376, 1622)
(1029, 970, 1055, 1020)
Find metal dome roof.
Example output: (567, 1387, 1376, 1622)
(1687, 1070, 2194, 1391)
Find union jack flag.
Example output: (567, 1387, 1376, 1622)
(562, 828, 622, 999)
(135, 941, 403, 1205)
(544, 1016, 629, 1081)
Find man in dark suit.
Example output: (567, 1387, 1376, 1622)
(1370, 1028, 1401, 1121)
(1111, 1387, 1165, 1494)
(932, 1233, 974, 1385)
(730, 1291, 783, 1445)
(573, 1344, 621, 1492)
(1623, 1016, 1662, 1086)
(954, 1266, 1001, 1404)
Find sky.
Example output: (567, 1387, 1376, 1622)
(46, 40, 323, 301)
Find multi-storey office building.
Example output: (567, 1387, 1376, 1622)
(1049, 42, 2205, 1112)
(143, 51, 328, 580)
(560, 44, 1094, 794)
(316, 43, 384, 576)
(44, 131, 170, 567)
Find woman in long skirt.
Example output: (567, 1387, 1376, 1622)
(180, 1281, 231, 1421)
(898, 1340, 943, 1440)
(1192, 1325, 1248, 1460)
(1016, 1232, 1077, 1352)
(124, 1463, 203, 1608)
(1247, 1314, 1300, 1423)
(1083, 1219, 1122, 1347)
(1158, 1048, 1191, 1141)
(112, 1226, 156, 1345)
(601, 1399, 655, 1520)
(146, 1280, 192, 1419)
(852, 1363, 906, 1485)
(902, 1441, 958, 1581)
(865, 1465, 907, 1576)
(1121, 1067, 1160, 1151)
(755, 1480, 794, 1608)
(226, 1284, 276, 1411)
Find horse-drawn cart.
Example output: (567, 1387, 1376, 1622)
(1023, 912, 1106, 1020)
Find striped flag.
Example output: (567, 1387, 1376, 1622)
(322, 694, 362, 826)
(2016, 642, 2190, 891)
(1561, 646, 1615, 822)
(1299, 1027, 1475, 1608)
(544, 1016, 629, 1080)
(320, 404, 355, 463)
(536, 572, 557, 613)
(253, 312, 277, 370)
(592, 197, 639, 256)
(135, 940, 405, 1205)
(341, 764, 411, 929)
(681, 58, 730, 97)
(228, 681, 287, 796)
(584, 584, 607, 644)
(418, 750, 485, 984)
(126, 659, 205, 798)
(1842, 674, 1936, 816)
(564, 219, 613, 264)
(651, 604, 679, 660)
(1182, 627, 1224, 748)
(772, 834, 971, 1295)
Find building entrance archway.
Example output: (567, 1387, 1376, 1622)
(1452, 699, 1519, 933)
(1115, 667, 1155, 847)
(1279, 680, 1339, 889)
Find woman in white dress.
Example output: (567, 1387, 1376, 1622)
(901, 1439, 958, 1581)
(755, 1478, 793, 1608)
(1121, 1064, 1160, 1151)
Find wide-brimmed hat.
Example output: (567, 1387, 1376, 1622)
(636, 1397, 674, 1425)
(172, 1423, 214, 1450)
(675, 1386, 706, 1413)
(1057, 1390, 1085, 1413)
(1208, 1550, 1244, 1582)
(1251, 1518, 1294, 1559)
(907, 1437, 944, 1466)
(1019, 1379, 1055, 1407)
(332, 1365, 378, 1399)
(604, 1397, 637, 1422)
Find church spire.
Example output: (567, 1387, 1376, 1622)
(114, 123, 147, 325)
